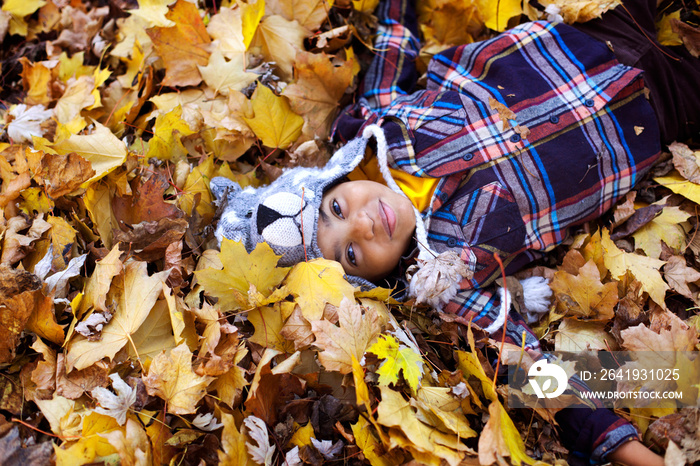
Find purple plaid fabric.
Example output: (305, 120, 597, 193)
(333, 0, 661, 461)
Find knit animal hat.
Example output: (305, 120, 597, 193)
(211, 125, 471, 303)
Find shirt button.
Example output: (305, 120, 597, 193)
(510, 134, 521, 143)
(463, 152, 474, 161)
(585, 99, 595, 107)
(438, 192, 448, 202)
(447, 238, 458, 247)
(549, 115, 559, 124)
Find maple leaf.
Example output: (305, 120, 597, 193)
(476, 0, 521, 31)
(77, 244, 123, 317)
(128, 0, 175, 28)
(279, 305, 315, 350)
(631, 202, 690, 259)
(550, 259, 618, 320)
(368, 334, 424, 393)
(244, 416, 275, 465)
(146, 106, 196, 161)
(207, 7, 246, 57)
(376, 386, 470, 465)
(251, 15, 308, 80)
(352, 0, 379, 14)
(248, 303, 296, 353)
(479, 400, 534, 466)
(670, 141, 700, 183)
(91, 373, 137, 425)
(540, 0, 621, 23)
(655, 171, 700, 204)
(142, 343, 213, 414)
(283, 51, 357, 140)
(266, 0, 334, 32)
(199, 51, 258, 96)
(283, 258, 355, 321)
(147, 0, 210, 87)
(218, 413, 254, 466)
(51, 122, 128, 186)
(101, 418, 152, 465)
(66, 260, 168, 371)
(554, 318, 616, 352)
(311, 298, 382, 374)
(601, 228, 668, 308)
(6, 104, 53, 143)
(664, 255, 700, 299)
(243, 84, 303, 149)
(196, 239, 290, 311)
(127, 298, 177, 363)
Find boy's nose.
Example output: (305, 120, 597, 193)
(351, 211, 374, 241)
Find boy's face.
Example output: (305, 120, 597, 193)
(317, 180, 416, 281)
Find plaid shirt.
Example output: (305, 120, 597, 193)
(334, 3, 660, 334)
(333, 0, 659, 461)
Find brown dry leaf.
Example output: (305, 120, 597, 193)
(31, 338, 57, 391)
(478, 399, 534, 466)
(143, 343, 213, 415)
(147, 0, 211, 87)
(244, 349, 305, 425)
(621, 311, 699, 353)
(279, 305, 315, 350)
(671, 18, 700, 58)
(113, 218, 188, 262)
(1, 214, 51, 265)
(670, 141, 700, 183)
(266, 0, 331, 32)
(55, 354, 109, 399)
(550, 260, 618, 320)
(0, 266, 43, 364)
(488, 97, 516, 129)
(25, 289, 64, 345)
(283, 51, 357, 140)
(612, 191, 636, 227)
(663, 255, 700, 300)
(33, 152, 95, 198)
(311, 298, 383, 374)
(112, 172, 183, 225)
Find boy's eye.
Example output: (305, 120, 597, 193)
(332, 199, 344, 219)
(347, 244, 357, 266)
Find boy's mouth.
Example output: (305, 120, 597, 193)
(378, 200, 396, 238)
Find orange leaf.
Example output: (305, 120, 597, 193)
(147, 0, 210, 87)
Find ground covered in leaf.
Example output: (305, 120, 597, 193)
(1, 0, 700, 464)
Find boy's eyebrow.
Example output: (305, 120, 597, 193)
(319, 207, 342, 263)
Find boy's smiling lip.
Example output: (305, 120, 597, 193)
(378, 199, 395, 237)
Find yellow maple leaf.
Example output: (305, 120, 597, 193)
(479, 400, 534, 466)
(251, 15, 307, 80)
(601, 228, 668, 308)
(657, 10, 683, 46)
(207, 7, 246, 58)
(243, 84, 303, 149)
(19, 58, 53, 106)
(283, 51, 357, 140)
(241, 0, 265, 48)
(128, 0, 175, 28)
(198, 50, 258, 96)
(51, 122, 128, 186)
(632, 202, 691, 259)
(541, 0, 621, 23)
(143, 344, 213, 414)
(218, 412, 255, 465)
(146, 106, 196, 161)
(368, 334, 424, 393)
(127, 298, 177, 363)
(196, 239, 290, 311)
(66, 261, 169, 371)
(177, 155, 215, 221)
(554, 318, 616, 352)
(83, 180, 120, 249)
(351, 417, 398, 466)
(77, 244, 123, 318)
(102, 418, 152, 465)
(283, 258, 355, 321)
(311, 298, 382, 374)
(248, 303, 295, 353)
(376, 386, 470, 465)
(550, 260, 618, 320)
(54, 412, 120, 465)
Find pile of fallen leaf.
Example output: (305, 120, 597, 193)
(1, 0, 700, 464)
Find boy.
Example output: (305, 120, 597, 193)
(213, 0, 698, 462)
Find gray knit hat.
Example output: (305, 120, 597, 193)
(211, 127, 373, 277)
